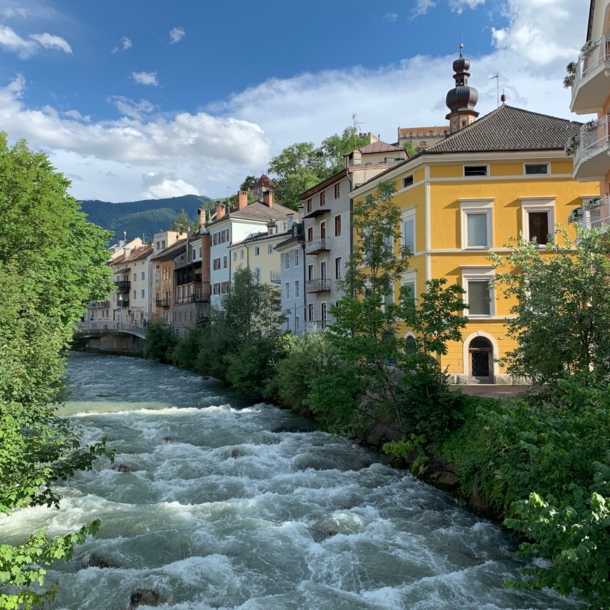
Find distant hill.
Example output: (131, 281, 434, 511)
(80, 194, 214, 242)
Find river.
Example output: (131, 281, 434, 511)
(0, 353, 579, 609)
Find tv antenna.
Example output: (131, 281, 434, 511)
(491, 73, 500, 108)
(352, 113, 366, 148)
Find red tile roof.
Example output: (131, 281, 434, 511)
(253, 174, 276, 189)
(358, 141, 403, 154)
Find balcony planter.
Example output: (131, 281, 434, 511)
(564, 134, 580, 156)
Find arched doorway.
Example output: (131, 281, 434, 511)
(469, 337, 494, 383)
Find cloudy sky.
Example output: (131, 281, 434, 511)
(0, 0, 591, 202)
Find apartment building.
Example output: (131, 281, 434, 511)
(207, 185, 292, 307)
(150, 239, 187, 324)
(300, 142, 407, 328)
(568, 0, 610, 228)
(352, 50, 590, 384)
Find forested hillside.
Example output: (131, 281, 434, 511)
(80, 194, 214, 241)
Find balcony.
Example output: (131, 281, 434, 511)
(570, 35, 610, 115)
(116, 295, 129, 307)
(155, 298, 171, 308)
(114, 280, 130, 293)
(270, 270, 281, 284)
(306, 279, 331, 293)
(573, 117, 610, 182)
(305, 238, 331, 255)
(305, 320, 327, 332)
(579, 196, 610, 230)
(304, 200, 330, 218)
(89, 300, 111, 308)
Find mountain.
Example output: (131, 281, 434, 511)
(80, 194, 214, 242)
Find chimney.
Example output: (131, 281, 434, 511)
(297, 204, 305, 220)
(238, 190, 248, 210)
(286, 213, 294, 232)
(216, 200, 226, 220)
(197, 208, 205, 230)
(263, 190, 273, 208)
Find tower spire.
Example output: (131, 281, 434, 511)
(445, 42, 479, 134)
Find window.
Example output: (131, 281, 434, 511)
(221, 281, 230, 294)
(253, 266, 261, 283)
(133, 273, 137, 282)
(460, 199, 494, 249)
(295, 280, 300, 298)
(308, 264, 314, 281)
(213, 233, 219, 246)
(161, 240, 165, 248)
(403, 281, 416, 301)
(521, 198, 555, 246)
(525, 164, 548, 175)
(320, 221, 326, 239)
(233, 252, 236, 261)
(295, 316, 300, 331)
(254, 246, 260, 256)
(199, 247, 202, 258)
(294, 249, 299, 267)
(268, 244, 273, 254)
(240, 249, 244, 259)
(133, 290, 137, 300)
(334, 215, 342, 236)
(141, 272, 145, 280)
(403, 218, 415, 253)
(335, 257, 342, 279)
(141, 289, 145, 299)
(320, 260, 327, 279)
(307, 198, 312, 214)
(321, 302, 327, 323)
(307, 227, 313, 242)
(213, 258, 221, 270)
(464, 165, 488, 177)
(213, 283, 220, 295)
(320, 191, 326, 207)
(334, 183, 340, 198)
(405, 335, 417, 354)
(223, 256, 228, 268)
(468, 281, 491, 315)
(402, 270, 417, 303)
(156, 241, 161, 250)
(284, 252, 290, 269)
(285, 282, 290, 300)
(307, 303, 314, 322)
(402, 175, 414, 189)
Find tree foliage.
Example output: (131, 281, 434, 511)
(171, 208, 192, 233)
(0, 134, 113, 605)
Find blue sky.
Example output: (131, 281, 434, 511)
(0, 0, 590, 201)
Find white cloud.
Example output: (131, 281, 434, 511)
(63, 109, 90, 122)
(169, 27, 185, 44)
(112, 36, 132, 53)
(491, 0, 580, 68)
(411, 0, 436, 18)
(0, 25, 71, 57)
(449, 0, 486, 12)
(0, 7, 28, 18)
(30, 32, 71, 53)
(142, 171, 199, 198)
(131, 71, 159, 86)
(384, 12, 399, 21)
(108, 96, 156, 120)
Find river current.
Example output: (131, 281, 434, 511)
(0, 353, 579, 609)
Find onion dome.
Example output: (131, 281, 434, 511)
(446, 44, 479, 113)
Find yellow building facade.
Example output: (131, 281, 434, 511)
(353, 104, 593, 383)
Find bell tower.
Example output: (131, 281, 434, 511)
(446, 43, 479, 134)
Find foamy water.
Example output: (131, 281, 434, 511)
(0, 353, 578, 609)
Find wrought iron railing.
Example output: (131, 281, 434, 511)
(574, 116, 610, 170)
(572, 35, 610, 98)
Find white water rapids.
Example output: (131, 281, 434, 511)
(0, 353, 579, 609)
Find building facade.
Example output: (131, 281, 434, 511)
(352, 52, 590, 384)
(300, 142, 408, 328)
(569, 0, 610, 229)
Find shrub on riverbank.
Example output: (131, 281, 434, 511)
(144, 321, 178, 363)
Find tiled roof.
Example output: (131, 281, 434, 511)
(424, 105, 582, 154)
(235, 230, 290, 247)
(275, 234, 303, 250)
(358, 141, 403, 154)
(253, 174, 276, 189)
(111, 245, 153, 266)
(151, 239, 187, 262)
(207, 199, 293, 227)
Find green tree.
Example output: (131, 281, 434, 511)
(239, 175, 258, 192)
(171, 208, 191, 233)
(402, 141, 417, 158)
(490, 227, 610, 389)
(144, 320, 178, 363)
(319, 127, 371, 176)
(0, 134, 113, 606)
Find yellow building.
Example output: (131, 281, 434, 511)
(352, 54, 593, 383)
(570, 0, 610, 227)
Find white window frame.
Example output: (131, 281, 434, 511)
(253, 266, 261, 284)
(461, 266, 495, 318)
(402, 174, 414, 189)
(295, 280, 300, 298)
(523, 163, 549, 176)
(294, 248, 299, 267)
(401, 270, 417, 302)
(401, 206, 416, 254)
(520, 197, 556, 246)
(285, 252, 290, 270)
(285, 282, 290, 300)
(267, 244, 274, 254)
(460, 198, 494, 250)
(254, 246, 260, 256)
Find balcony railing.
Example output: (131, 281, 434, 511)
(306, 279, 331, 293)
(573, 116, 610, 180)
(305, 238, 331, 255)
(270, 270, 281, 284)
(89, 300, 111, 308)
(304, 200, 330, 218)
(116, 295, 129, 307)
(155, 298, 171, 308)
(114, 280, 130, 293)
(571, 35, 610, 113)
(305, 320, 327, 332)
(580, 196, 610, 230)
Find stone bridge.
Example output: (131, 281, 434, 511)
(74, 323, 147, 352)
